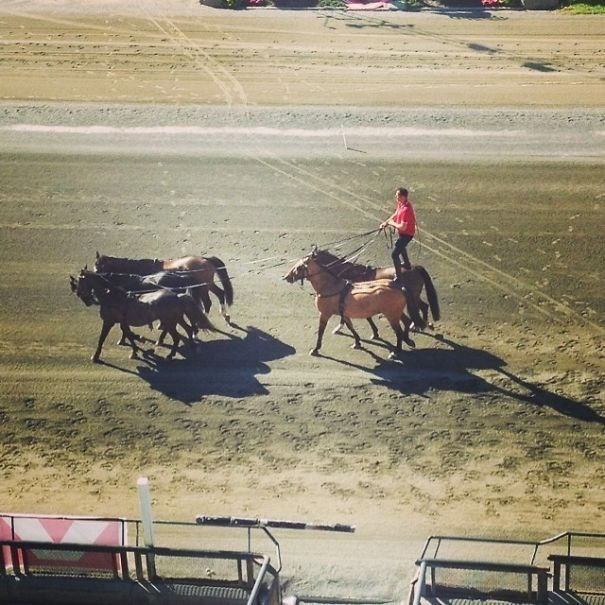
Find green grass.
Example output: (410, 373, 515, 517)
(560, 1, 605, 11)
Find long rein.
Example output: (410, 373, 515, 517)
(91, 228, 382, 297)
(300, 229, 382, 291)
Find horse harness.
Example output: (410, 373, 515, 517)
(311, 280, 354, 324)
(338, 281, 354, 324)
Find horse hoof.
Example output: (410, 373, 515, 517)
(332, 326, 343, 335)
(224, 315, 231, 324)
(428, 322, 434, 330)
(388, 351, 403, 362)
(129, 353, 138, 359)
(405, 338, 416, 349)
(91, 356, 100, 363)
(371, 334, 380, 341)
(351, 343, 361, 350)
(309, 349, 320, 357)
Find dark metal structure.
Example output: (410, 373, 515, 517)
(0, 539, 280, 605)
(412, 531, 605, 605)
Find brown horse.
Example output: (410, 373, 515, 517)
(312, 249, 440, 339)
(94, 252, 234, 324)
(70, 270, 215, 363)
(283, 250, 424, 358)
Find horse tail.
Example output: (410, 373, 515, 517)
(400, 284, 426, 330)
(206, 256, 234, 306)
(416, 266, 441, 322)
(182, 292, 215, 332)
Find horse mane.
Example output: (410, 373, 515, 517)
(97, 254, 162, 264)
(95, 254, 163, 274)
(314, 248, 371, 278)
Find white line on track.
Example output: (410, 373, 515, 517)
(3, 125, 523, 138)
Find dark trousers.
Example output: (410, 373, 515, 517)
(391, 234, 413, 277)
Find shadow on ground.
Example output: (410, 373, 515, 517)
(102, 325, 295, 405)
(326, 332, 605, 425)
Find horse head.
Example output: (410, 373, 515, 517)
(70, 271, 97, 306)
(283, 256, 309, 285)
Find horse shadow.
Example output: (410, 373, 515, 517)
(124, 326, 295, 405)
(330, 332, 605, 425)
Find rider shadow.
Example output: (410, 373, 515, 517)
(332, 332, 605, 425)
(133, 326, 295, 405)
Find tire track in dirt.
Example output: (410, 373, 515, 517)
(137, 7, 600, 334)
(324, 10, 605, 81)
(0, 222, 346, 235)
(137, 0, 248, 106)
(245, 151, 604, 333)
(4, 3, 599, 334)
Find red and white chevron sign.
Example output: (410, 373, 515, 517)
(0, 514, 126, 571)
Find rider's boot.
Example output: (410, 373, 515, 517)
(401, 249, 412, 271)
(393, 262, 403, 283)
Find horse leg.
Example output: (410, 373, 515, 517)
(155, 319, 168, 346)
(419, 300, 429, 327)
(367, 317, 380, 340)
(178, 318, 196, 349)
(200, 290, 212, 315)
(92, 320, 113, 363)
(344, 318, 362, 349)
(209, 283, 230, 324)
(156, 329, 167, 346)
(332, 320, 345, 335)
(419, 299, 433, 329)
(400, 314, 416, 348)
(120, 322, 140, 359)
(166, 326, 180, 359)
(310, 314, 330, 356)
(387, 317, 404, 359)
(117, 325, 139, 346)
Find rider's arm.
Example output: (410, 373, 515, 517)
(389, 217, 407, 230)
(380, 211, 398, 230)
(382, 215, 407, 231)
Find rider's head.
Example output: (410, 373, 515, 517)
(396, 187, 408, 202)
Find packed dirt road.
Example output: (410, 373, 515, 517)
(1, 0, 605, 106)
(0, 0, 604, 598)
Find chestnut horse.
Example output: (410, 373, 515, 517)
(312, 249, 440, 339)
(70, 270, 214, 363)
(94, 252, 234, 324)
(283, 250, 424, 359)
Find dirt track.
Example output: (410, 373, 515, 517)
(0, 1, 604, 598)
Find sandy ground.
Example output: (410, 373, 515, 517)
(0, 0, 604, 599)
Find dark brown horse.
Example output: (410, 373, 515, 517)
(70, 270, 215, 363)
(283, 250, 424, 359)
(311, 249, 440, 340)
(88, 269, 209, 345)
(94, 252, 234, 324)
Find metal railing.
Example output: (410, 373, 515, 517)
(0, 539, 279, 605)
(413, 530, 605, 602)
(418, 530, 605, 566)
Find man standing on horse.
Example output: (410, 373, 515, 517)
(379, 187, 416, 281)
